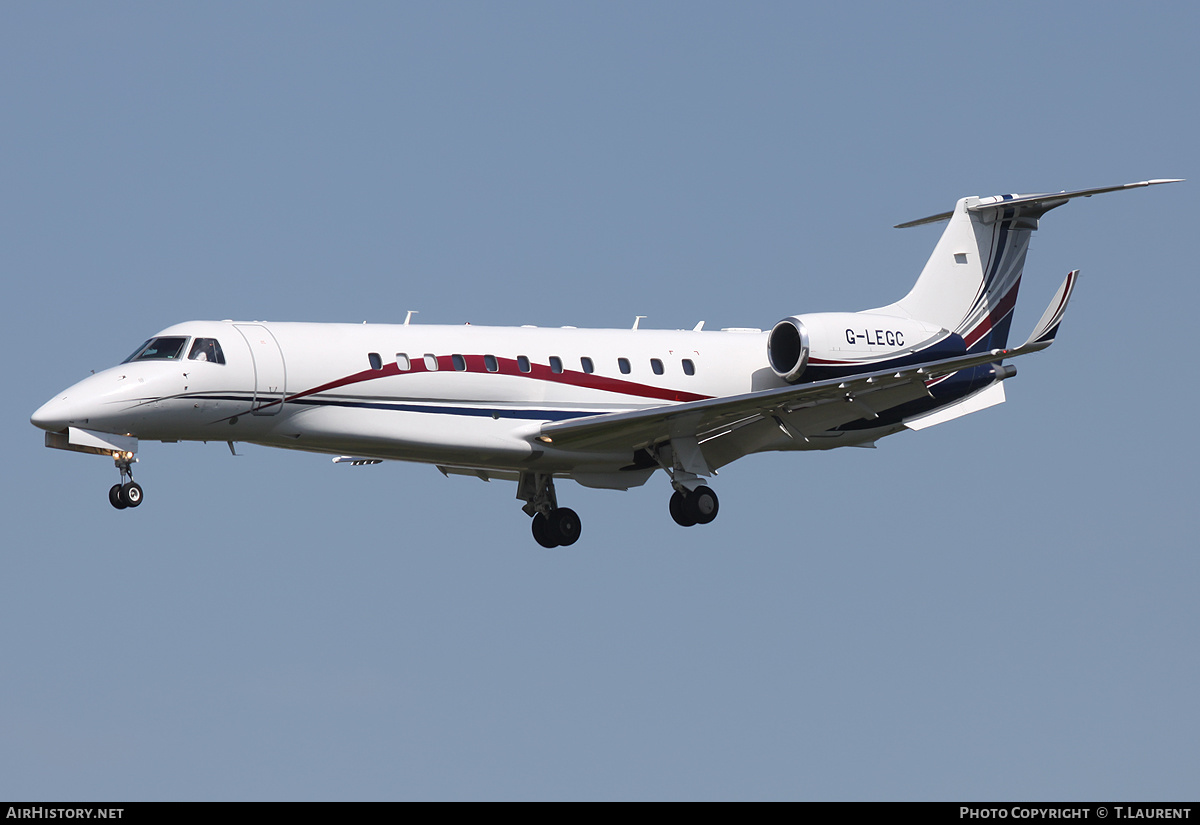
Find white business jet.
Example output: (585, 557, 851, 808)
(32, 180, 1179, 546)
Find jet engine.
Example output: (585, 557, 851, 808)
(766, 317, 810, 383)
(767, 312, 952, 384)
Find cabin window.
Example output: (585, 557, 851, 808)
(452, 354, 466, 371)
(484, 354, 498, 372)
(618, 357, 631, 375)
(124, 337, 189, 363)
(550, 356, 563, 374)
(424, 354, 438, 371)
(188, 338, 225, 364)
(518, 355, 531, 373)
(650, 358, 664, 375)
(396, 353, 410, 371)
(581, 357, 594, 374)
(682, 358, 696, 376)
(368, 352, 383, 371)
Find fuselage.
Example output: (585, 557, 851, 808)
(32, 319, 790, 474)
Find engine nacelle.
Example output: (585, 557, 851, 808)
(767, 312, 952, 383)
(766, 317, 811, 382)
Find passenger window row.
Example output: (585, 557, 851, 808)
(366, 352, 697, 376)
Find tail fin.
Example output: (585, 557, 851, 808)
(868, 179, 1181, 353)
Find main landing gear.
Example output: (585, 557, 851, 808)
(515, 461, 720, 547)
(644, 441, 721, 529)
(108, 451, 143, 510)
(518, 472, 581, 548)
(668, 485, 719, 527)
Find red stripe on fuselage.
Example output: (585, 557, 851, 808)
(284, 355, 711, 405)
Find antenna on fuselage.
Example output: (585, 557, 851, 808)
(404, 310, 419, 326)
(632, 315, 646, 330)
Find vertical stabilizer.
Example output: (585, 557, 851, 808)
(868, 180, 1182, 353)
(868, 195, 1033, 352)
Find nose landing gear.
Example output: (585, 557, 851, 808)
(108, 451, 143, 510)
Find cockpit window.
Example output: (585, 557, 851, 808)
(123, 337, 189, 363)
(188, 338, 225, 364)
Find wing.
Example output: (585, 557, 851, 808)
(539, 344, 1031, 456)
(538, 270, 1079, 464)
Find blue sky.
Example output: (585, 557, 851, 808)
(3, 2, 1197, 800)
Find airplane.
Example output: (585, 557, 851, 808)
(31, 179, 1180, 547)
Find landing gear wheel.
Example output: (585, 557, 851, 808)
(109, 484, 128, 510)
(549, 507, 582, 547)
(532, 513, 559, 548)
(121, 482, 144, 508)
(689, 486, 718, 525)
(670, 491, 697, 527)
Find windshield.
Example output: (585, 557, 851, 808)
(123, 337, 189, 363)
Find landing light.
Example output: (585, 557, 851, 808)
(537, 435, 553, 444)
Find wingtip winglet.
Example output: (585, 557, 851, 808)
(1020, 269, 1080, 351)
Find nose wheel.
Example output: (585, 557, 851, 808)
(109, 482, 143, 509)
(108, 452, 143, 510)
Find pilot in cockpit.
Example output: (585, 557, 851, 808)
(187, 338, 223, 364)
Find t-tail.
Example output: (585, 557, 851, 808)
(870, 179, 1182, 353)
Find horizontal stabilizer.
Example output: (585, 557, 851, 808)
(896, 179, 1182, 228)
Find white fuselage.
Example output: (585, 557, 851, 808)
(34, 319, 799, 476)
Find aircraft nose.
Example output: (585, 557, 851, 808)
(31, 394, 74, 432)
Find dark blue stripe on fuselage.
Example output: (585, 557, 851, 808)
(288, 397, 598, 421)
(802, 333, 968, 383)
(182, 392, 604, 421)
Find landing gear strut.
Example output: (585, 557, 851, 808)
(108, 451, 143, 510)
(518, 472, 581, 548)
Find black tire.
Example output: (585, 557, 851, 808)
(669, 491, 696, 527)
(532, 513, 559, 548)
(109, 484, 128, 510)
(121, 481, 144, 508)
(550, 507, 582, 547)
(690, 486, 719, 525)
